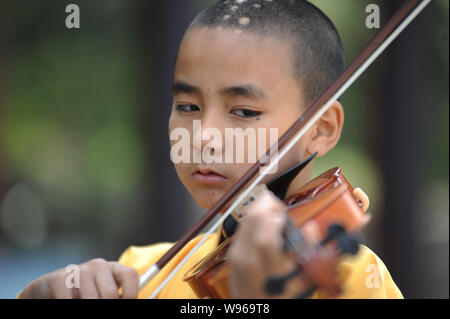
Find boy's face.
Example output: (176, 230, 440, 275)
(169, 27, 315, 210)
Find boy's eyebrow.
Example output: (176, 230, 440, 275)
(172, 81, 200, 95)
(221, 84, 267, 100)
(172, 81, 267, 100)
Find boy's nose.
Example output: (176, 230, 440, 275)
(193, 111, 225, 157)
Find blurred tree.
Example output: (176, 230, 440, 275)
(130, 0, 199, 245)
(0, 0, 4, 201)
(379, 0, 449, 298)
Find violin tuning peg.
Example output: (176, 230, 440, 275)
(337, 235, 360, 256)
(321, 224, 360, 255)
(321, 224, 346, 246)
(265, 268, 301, 296)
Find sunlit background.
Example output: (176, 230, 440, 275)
(0, 0, 448, 298)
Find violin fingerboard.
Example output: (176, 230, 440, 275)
(231, 184, 269, 222)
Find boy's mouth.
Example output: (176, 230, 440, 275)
(192, 168, 228, 184)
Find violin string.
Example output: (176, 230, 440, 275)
(145, 0, 431, 298)
(284, 218, 315, 263)
(283, 218, 306, 253)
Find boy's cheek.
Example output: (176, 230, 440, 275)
(168, 112, 187, 134)
(173, 162, 191, 183)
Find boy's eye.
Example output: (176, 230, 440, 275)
(231, 109, 262, 119)
(176, 104, 200, 112)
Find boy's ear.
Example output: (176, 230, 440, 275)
(306, 101, 344, 157)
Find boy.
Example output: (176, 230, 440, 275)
(19, 0, 403, 299)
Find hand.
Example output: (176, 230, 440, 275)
(227, 192, 319, 299)
(19, 259, 139, 299)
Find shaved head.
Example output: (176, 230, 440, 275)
(188, 0, 345, 106)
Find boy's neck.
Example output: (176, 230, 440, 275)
(285, 164, 313, 198)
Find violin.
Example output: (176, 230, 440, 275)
(183, 163, 371, 299)
(137, 0, 431, 299)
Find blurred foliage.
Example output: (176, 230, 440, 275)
(0, 1, 145, 245)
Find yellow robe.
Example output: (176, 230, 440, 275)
(119, 230, 404, 299)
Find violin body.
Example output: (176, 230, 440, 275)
(183, 167, 371, 299)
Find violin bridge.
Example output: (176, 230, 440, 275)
(231, 184, 269, 222)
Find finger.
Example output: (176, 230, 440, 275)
(250, 192, 286, 254)
(241, 192, 285, 239)
(228, 250, 264, 299)
(255, 216, 312, 299)
(253, 211, 285, 253)
(302, 220, 322, 246)
(228, 213, 268, 297)
(46, 272, 75, 299)
(229, 192, 289, 298)
(254, 212, 296, 275)
(94, 267, 120, 299)
(246, 191, 285, 218)
(248, 194, 300, 295)
(77, 272, 100, 299)
(229, 192, 283, 269)
(111, 263, 139, 299)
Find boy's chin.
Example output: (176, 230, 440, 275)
(196, 197, 219, 211)
(193, 192, 225, 211)
(195, 197, 237, 216)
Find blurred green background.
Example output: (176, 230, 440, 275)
(0, 0, 448, 298)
